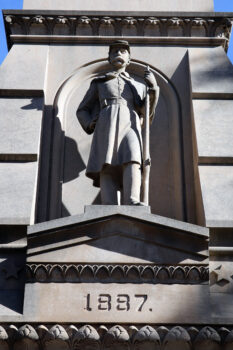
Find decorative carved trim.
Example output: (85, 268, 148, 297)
(8, 35, 227, 50)
(3, 12, 232, 50)
(0, 324, 232, 349)
(26, 263, 209, 283)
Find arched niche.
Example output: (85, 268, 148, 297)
(48, 59, 185, 221)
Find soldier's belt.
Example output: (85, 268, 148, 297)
(101, 98, 133, 109)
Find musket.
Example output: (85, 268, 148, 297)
(142, 66, 151, 205)
(142, 66, 159, 205)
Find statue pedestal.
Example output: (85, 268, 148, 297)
(19, 208, 210, 324)
(84, 204, 151, 214)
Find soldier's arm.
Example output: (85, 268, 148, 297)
(76, 80, 99, 134)
(148, 84, 160, 123)
(144, 69, 160, 123)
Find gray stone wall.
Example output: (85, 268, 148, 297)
(1, 9, 233, 226)
(0, 0, 233, 339)
(23, 0, 214, 12)
(0, 44, 48, 225)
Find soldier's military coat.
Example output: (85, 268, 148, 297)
(77, 71, 154, 187)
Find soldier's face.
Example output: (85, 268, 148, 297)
(109, 46, 130, 69)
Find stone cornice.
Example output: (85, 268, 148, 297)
(3, 10, 232, 50)
(3, 10, 233, 17)
(0, 324, 232, 349)
(26, 263, 209, 284)
(8, 35, 227, 48)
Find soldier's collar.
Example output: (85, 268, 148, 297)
(106, 71, 130, 78)
(95, 71, 131, 81)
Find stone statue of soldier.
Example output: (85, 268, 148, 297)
(77, 40, 159, 205)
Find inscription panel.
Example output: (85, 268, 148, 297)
(24, 283, 211, 323)
(84, 293, 148, 313)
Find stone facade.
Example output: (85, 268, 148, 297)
(0, 0, 233, 348)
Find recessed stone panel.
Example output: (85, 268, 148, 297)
(189, 47, 233, 96)
(199, 165, 233, 222)
(0, 45, 48, 92)
(0, 162, 38, 225)
(193, 99, 233, 161)
(0, 98, 43, 160)
(23, 283, 211, 323)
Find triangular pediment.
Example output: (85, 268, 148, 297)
(27, 206, 209, 265)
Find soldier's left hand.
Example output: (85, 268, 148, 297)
(144, 68, 157, 88)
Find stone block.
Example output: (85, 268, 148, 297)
(0, 98, 43, 161)
(193, 99, 233, 162)
(199, 165, 233, 222)
(189, 47, 233, 96)
(0, 162, 38, 225)
(0, 45, 48, 93)
(210, 292, 233, 321)
(23, 0, 214, 11)
(28, 205, 208, 237)
(84, 205, 151, 215)
(23, 283, 211, 323)
(27, 208, 208, 265)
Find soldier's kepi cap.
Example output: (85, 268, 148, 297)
(109, 40, 130, 54)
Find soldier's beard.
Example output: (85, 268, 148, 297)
(111, 57, 127, 69)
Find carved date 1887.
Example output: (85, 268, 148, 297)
(84, 294, 148, 312)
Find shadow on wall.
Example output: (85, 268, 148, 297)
(41, 103, 101, 220)
(61, 134, 102, 216)
(21, 97, 44, 111)
(0, 254, 25, 314)
(63, 135, 86, 184)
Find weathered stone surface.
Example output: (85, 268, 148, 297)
(0, 45, 48, 92)
(24, 207, 209, 328)
(26, 263, 208, 284)
(163, 326, 191, 350)
(199, 166, 233, 222)
(5, 12, 229, 44)
(27, 205, 208, 239)
(189, 47, 233, 96)
(0, 324, 233, 349)
(210, 261, 233, 294)
(23, 0, 214, 11)
(0, 162, 38, 224)
(0, 98, 43, 160)
(23, 283, 211, 323)
(193, 100, 233, 162)
(85, 205, 151, 215)
(210, 292, 233, 323)
(27, 228, 208, 264)
(194, 326, 221, 350)
(1, 0, 233, 335)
